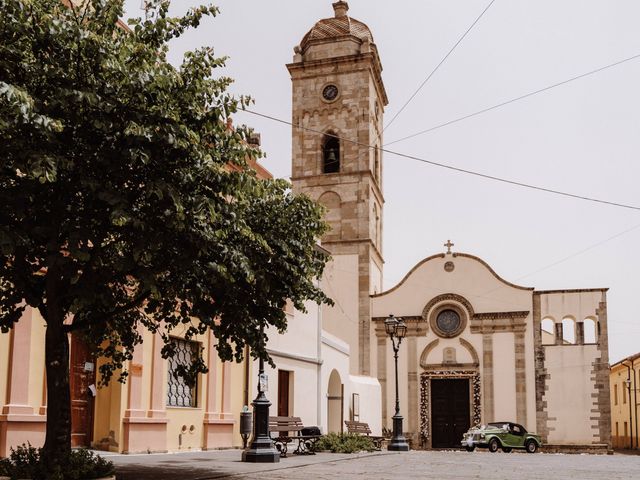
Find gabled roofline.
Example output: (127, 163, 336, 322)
(372, 252, 533, 298)
(611, 352, 640, 369)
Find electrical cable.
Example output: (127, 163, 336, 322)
(242, 108, 640, 212)
(383, 0, 496, 132)
(385, 52, 640, 146)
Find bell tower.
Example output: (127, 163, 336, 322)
(287, 1, 388, 376)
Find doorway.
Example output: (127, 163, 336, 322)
(430, 378, 470, 448)
(277, 370, 291, 417)
(327, 370, 343, 433)
(70, 334, 96, 448)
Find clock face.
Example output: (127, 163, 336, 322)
(322, 84, 339, 102)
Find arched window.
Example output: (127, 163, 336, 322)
(323, 134, 340, 173)
(562, 317, 576, 344)
(584, 318, 597, 344)
(541, 318, 555, 345)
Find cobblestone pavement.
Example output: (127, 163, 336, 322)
(109, 449, 640, 480)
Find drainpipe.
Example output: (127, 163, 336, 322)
(632, 359, 638, 449)
(244, 345, 250, 407)
(316, 279, 323, 430)
(622, 361, 634, 449)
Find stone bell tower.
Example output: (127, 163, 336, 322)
(287, 1, 388, 376)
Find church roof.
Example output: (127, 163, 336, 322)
(300, 1, 374, 51)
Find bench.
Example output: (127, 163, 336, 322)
(269, 416, 321, 457)
(344, 420, 384, 450)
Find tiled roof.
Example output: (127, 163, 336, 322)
(300, 15, 373, 50)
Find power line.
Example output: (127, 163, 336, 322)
(384, 0, 496, 132)
(513, 222, 640, 282)
(470, 221, 640, 301)
(242, 108, 640, 212)
(385, 52, 640, 146)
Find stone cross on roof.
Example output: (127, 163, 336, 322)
(444, 240, 454, 255)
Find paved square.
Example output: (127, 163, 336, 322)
(110, 450, 640, 480)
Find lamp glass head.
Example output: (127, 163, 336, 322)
(385, 315, 397, 336)
(396, 320, 407, 339)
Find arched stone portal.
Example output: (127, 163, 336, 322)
(327, 370, 343, 433)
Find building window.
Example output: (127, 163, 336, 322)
(323, 134, 340, 174)
(541, 318, 555, 345)
(614, 384, 618, 405)
(167, 338, 199, 408)
(374, 147, 380, 182)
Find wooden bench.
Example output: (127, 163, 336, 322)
(344, 420, 384, 450)
(269, 416, 321, 457)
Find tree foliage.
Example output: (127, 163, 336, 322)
(0, 0, 329, 473)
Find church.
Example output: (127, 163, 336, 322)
(291, 1, 612, 450)
(0, 1, 612, 456)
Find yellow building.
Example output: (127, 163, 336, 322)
(0, 302, 254, 456)
(610, 353, 639, 450)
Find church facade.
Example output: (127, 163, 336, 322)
(291, 1, 612, 450)
(371, 252, 611, 449)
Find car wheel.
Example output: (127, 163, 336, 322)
(502, 447, 512, 453)
(488, 438, 500, 453)
(525, 440, 538, 453)
(465, 446, 475, 452)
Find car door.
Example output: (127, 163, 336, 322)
(510, 424, 526, 447)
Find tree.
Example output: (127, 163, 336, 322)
(0, 1, 330, 476)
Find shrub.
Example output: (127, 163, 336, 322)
(0, 444, 114, 480)
(312, 432, 376, 453)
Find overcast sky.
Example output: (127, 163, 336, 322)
(123, 1, 640, 363)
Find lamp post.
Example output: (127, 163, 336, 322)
(624, 376, 633, 450)
(385, 314, 410, 451)
(242, 329, 279, 463)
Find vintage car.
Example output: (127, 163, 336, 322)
(461, 422, 542, 453)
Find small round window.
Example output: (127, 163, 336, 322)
(435, 309, 461, 335)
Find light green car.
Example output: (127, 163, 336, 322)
(461, 422, 542, 453)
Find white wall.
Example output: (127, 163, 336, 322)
(493, 332, 517, 422)
(349, 375, 382, 435)
(544, 345, 600, 444)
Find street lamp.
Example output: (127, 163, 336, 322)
(385, 314, 410, 451)
(242, 328, 280, 463)
(624, 376, 633, 450)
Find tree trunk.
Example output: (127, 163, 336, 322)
(41, 296, 72, 473)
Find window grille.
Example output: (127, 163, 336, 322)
(166, 338, 198, 408)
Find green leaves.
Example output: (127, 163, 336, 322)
(0, 0, 330, 387)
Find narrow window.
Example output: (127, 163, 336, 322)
(614, 384, 618, 405)
(583, 318, 597, 344)
(167, 338, 199, 408)
(374, 147, 380, 182)
(323, 134, 340, 173)
(541, 318, 555, 345)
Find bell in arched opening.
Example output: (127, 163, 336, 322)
(323, 134, 340, 173)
